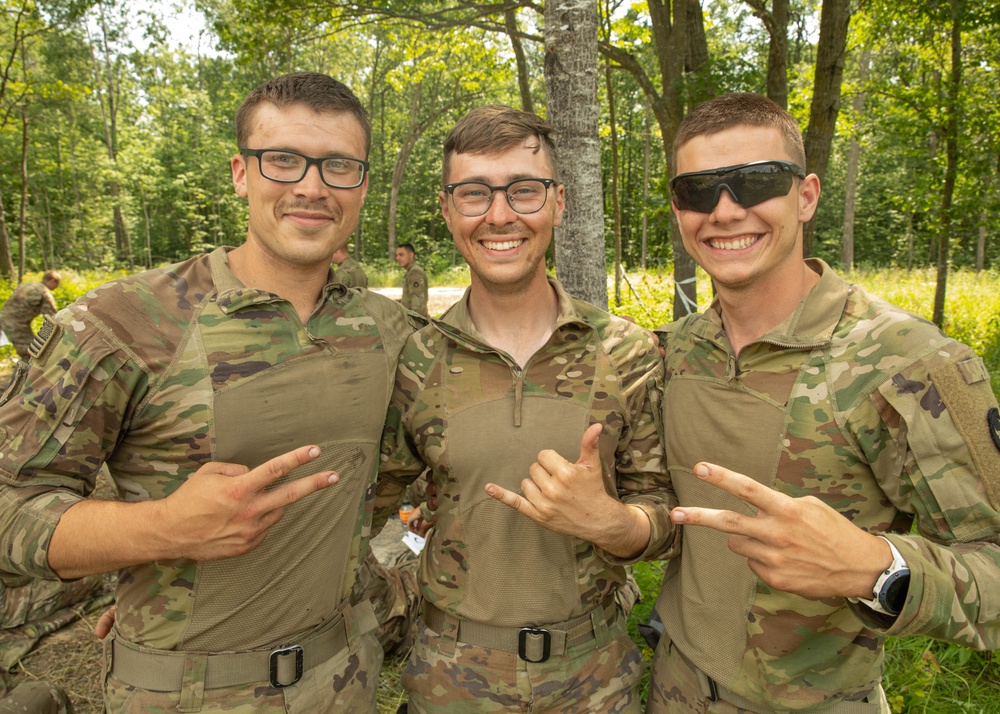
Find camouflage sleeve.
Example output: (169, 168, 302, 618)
(849, 343, 1000, 649)
(39, 288, 57, 317)
(597, 322, 678, 566)
(375, 336, 432, 534)
(0, 311, 147, 580)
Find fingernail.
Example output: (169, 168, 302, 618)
(308, 447, 320, 458)
(694, 464, 710, 478)
(327, 473, 338, 484)
(485, 485, 495, 496)
(671, 509, 686, 523)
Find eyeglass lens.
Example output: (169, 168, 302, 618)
(672, 163, 797, 213)
(257, 150, 365, 188)
(451, 179, 550, 216)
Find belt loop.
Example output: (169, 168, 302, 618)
(340, 601, 361, 654)
(435, 609, 459, 657)
(591, 605, 611, 649)
(102, 630, 114, 685)
(177, 654, 208, 712)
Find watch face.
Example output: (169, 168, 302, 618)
(880, 572, 910, 615)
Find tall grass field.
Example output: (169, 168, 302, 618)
(2, 265, 999, 712)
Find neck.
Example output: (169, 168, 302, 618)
(467, 271, 559, 368)
(716, 260, 820, 354)
(228, 242, 330, 322)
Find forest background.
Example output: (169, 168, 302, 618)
(2, 0, 1000, 712)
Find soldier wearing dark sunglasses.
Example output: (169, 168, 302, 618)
(649, 92, 1000, 713)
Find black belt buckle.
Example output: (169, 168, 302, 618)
(518, 627, 551, 663)
(269, 644, 304, 687)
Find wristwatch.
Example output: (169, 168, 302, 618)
(849, 537, 910, 617)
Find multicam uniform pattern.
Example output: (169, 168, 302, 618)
(0, 247, 417, 712)
(652, 259, 1000, 713)
(377, 278, 678, 712)
(0, 282, 58, 360)
(400, 261, 428, 317)
(334, 255, 369, 288)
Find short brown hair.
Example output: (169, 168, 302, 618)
(42, 270, 61, 285)
(442, 105, 558, 182)
(673, 93, 806, 171)
(235, 73, 371, 156)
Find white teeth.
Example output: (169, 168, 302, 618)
(708, 235, 759, 250)
(483, 240, 522, 251)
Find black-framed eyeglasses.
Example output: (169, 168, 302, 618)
(239, 148, 369, 189)
(444, 178, 557, 217)
(670, 160, 805, 213)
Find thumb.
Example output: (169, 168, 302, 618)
(576, 423, 603, 469)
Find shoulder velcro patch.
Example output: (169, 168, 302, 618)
(931, 356, 1000, 510)
(27, 316, 61, 364)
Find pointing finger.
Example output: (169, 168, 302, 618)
(691, 462, 780, 514)
(256, 468, 339, 515)
(245, 445, 325, 491)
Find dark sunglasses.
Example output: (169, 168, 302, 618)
(670, 160, 806, 213)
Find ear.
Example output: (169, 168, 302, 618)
(232, 154, 248, 199)
(551, 183, 566, 228)
(797, 173, 821, 223)
(439, 190, 452, 229)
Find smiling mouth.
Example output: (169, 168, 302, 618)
(482, 238, 525, 251)
(707, 234, 760, 251)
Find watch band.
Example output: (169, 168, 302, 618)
(848, 536, 910, 616)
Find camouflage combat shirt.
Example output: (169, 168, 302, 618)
(0, 247, 416, 652)
(656, 259, 1000, 711)
(334, 255, 369, 289)
(0, 282, 58, 358)
(0, 282, 58, 328)
(378, 278, 678, 627)
(400, 261, 428, 317)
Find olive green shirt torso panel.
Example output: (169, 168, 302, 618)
(656, 259, 1000, 711)
(0, 247, 417, 651)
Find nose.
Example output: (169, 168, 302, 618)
(483, 188, 518, 225)
(292, 163, 330, 199)
(709, 186, 746, 222)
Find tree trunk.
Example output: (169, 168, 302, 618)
(505, 7, 534, 114)
(745, 0, 789, 108)
(932, 6, 962, 329)
(387, 84, 422, 258)
(802, 0, 851, 256)
(605, 60, 623, 306)
(841, 48, 871, 271)
(641, 109, 650, 269)
(0, 192, 15, 279)
(545, 0, 607, 309)
(599, 0, 707, 318)
(18, 103, 29, 282)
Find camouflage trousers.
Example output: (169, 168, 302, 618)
(0, 680, 72, 714)
(403, 608, 642, 713)
(103, 627, 383, 713)
(645, 630, 890, 714)
(0, 322, 34, 361)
